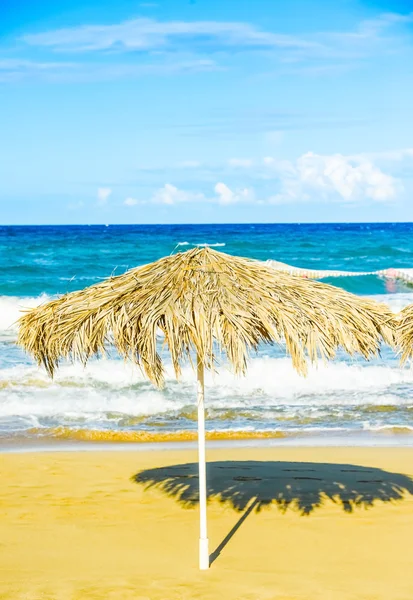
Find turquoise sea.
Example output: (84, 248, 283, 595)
(1, 223, 413, 445)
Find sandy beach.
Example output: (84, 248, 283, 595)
(1, 445, 413, 600)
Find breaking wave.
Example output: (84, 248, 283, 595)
(0, 294, 53, 335)
(1, 356, 413, 439)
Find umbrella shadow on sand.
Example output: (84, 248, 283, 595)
(133, 460, 413, 565)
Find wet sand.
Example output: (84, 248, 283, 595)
(1, 445, 413, 599)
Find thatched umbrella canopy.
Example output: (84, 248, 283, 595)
(17, 246, 394, 569)
(396, 304, 413, 364)
(18, 247, 393, 384)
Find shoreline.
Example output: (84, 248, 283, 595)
(2, 430, 413, 453)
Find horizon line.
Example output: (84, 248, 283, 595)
(2, 221, 413, 227)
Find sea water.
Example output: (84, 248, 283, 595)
(1, 223, 413, 445)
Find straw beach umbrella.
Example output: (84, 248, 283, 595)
(396, 304, 413, 364)
(18, 247, 394, 570)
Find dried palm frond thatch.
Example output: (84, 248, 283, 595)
(395, 303, 413, 364)
(17, 247, 394, 388)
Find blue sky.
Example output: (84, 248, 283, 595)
(1, 0, 413, 224)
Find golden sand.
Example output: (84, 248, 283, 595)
(1, 446, 413, 600)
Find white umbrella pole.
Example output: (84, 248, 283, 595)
(197, 354, 209, 570)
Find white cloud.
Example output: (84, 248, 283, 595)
(97, 187, 112, 206)
(0, 58, 218, 83)
(22, 17, 315, 53)
(228, 158, 253, 168)
(269, 152, 401, 204)
(152, 183, 204, 204)
(330, 11, 413, 43)
(214, 182, 254, 205)
(147, 182, 256, 206)
(280, 11, 413, 70)
(214, 182, 234, 204)
(124, 197, 139, 206)
(0, 58, 77, 82)
(110, 148, 408, 210)
(7, 10, 412, 85)
(22, 12, 412, 58)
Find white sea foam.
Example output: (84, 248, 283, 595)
(0, 357, 412, 422)
(196, 243, 226, 247)
(0, 294, 53, 334)
(175, 242, 226, 250)
(2, 356, 412, 396)
(367, 292, 413, 313)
